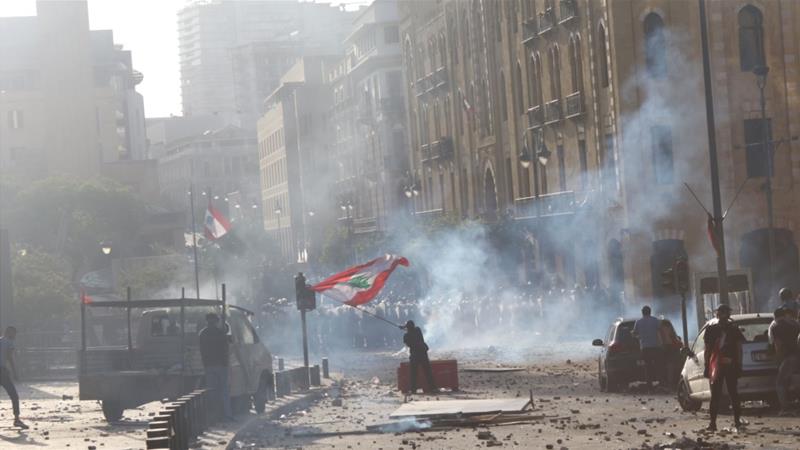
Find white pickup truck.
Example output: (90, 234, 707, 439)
(78, 297, 273, 422)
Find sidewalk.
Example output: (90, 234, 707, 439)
(194, 378, 335, 449)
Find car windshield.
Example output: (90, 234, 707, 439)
(735, 319, 772, 343)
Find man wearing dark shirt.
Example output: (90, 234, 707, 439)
(769, 306, 800, 416)
(199, 313, 232, 420)
(402, 320, 436, 394)
(704, 304, 745, 431)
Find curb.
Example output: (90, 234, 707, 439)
(220, 383, 333, 450)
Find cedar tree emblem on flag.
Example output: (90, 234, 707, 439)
(310, 255, 409, 306)
(204, 201, 232, 240)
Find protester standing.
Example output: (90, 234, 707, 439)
(768, 305, 799, 416)
(704, 304, 744, 431)
(402, 320, 436, 395)
(199, 313, 233, 421)
(633, 306, 662, 391)
(0, 327, 28, 429)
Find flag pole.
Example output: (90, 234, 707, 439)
(189, 182, 201, 300)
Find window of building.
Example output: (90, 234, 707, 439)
(569, 35, 584, 93)
(461, 168, 469, 213)
(499, 71, 508, 122)
(519, 164, 531, 197)
(644, 13, 667, 79)
(598, 24, 609, 88)
(439, 172, 446, 211)
(744, 118, 772, 178)
(578, 139, 588, 190)
(548, 45, 561, 100)
(557, 144, 566, 191)
(515, 62, 524, 116)
(456, 90, 464, 134)
(384, 25, 400, 44)
(651, 125, 674, 184)
(505, 157, 514, 203)
(738, 5, 765, 72)
(603, 133, 617, 190)
(437, 34, 447, 69)
(8, 110, 23, 129)
(444, 96, 452, 135)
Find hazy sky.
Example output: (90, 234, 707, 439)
(0, 0, 370, 118)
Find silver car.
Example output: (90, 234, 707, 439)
(677, 313, 800, 411)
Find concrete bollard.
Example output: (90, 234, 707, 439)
(275, 371, 291, 397)
(322, 357, 329, 378)
(278, 358, 285, 371)
(310, 365, 321, 386)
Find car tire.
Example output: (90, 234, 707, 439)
(605, 371, 622, 393)
(677, 380, 701, 412)
(254, 372, 271, 414)
(598, 360, 608, 392)
(102, 399, 124, 422)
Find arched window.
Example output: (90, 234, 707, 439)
(598, 23, 609, 88)
(444, 96, 452, 135)
(499, 71, 508, 122)
(456, 90, 464, 134)
(644, 13, 666, 79)
(548, 45, 561, 100)
(738, 5, 765, 71)
(415, 45, 425, 79)
(515, 61, 524, 116)
(433, 100, 441, 138)
(569, 35, 584, 92)
(438, 33, 447, 69)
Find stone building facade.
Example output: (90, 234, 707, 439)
(399, 0, 800, 313)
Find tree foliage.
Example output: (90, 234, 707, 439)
(11, 248, 76, 328)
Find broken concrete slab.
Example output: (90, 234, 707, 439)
(390, 397, 532, 418)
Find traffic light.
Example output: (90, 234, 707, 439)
(661, 266, 676, 293)
(674, 258, 689, 294)
(294, 272, 317, 311)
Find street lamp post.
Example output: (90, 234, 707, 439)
(403, 175, 420, 216)
(753, 65, 777, 301)
(340, 200, 355, 264)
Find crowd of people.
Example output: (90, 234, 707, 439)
(254, 285, 625, 357)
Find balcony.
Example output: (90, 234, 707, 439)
(559, 0, 578, 25)
(527, 105, 544, 128)
(544, 99, 562, 124)
(414, 66, 448, 98)
(415, 208, 444, 221)
(537, 9, 556, 35)
(353, 216, 379, 234)
(564, 91, 584, 118)
(521, 19, 538, 46)
(420, 137, 454, 163)
(514, 190, 576, 220)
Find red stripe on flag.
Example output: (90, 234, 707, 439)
(310, 256, 409, 306)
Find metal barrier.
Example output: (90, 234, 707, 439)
(146, 389, 207, 450)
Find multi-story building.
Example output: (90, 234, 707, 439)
(328, 0, 408, 241)
(178, 0, 353, 125)
(257, 57, 336, 264)
(399, 0, 800, 312)
(146, 115, 226, 160)
(157, 124, 261, 218)
(0, 0, 146, 180)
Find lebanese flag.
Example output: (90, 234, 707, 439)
(311, 255, 410, 306)
(80, 289, 93, 305)
(204, 201, 232, 240)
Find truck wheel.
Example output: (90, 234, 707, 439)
(102, 400, 124, 422)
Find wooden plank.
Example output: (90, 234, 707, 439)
(390, 398, 532, 418)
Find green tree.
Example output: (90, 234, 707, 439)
(11, 249, 75, 328)
(6, 176, 146, 281)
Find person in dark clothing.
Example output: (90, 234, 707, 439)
(769, 306, 800, 415)
(199, 313, 232, 420)
(704, 304, 745, 431)
(0, 327, 28, 429)
(402, 320, 436, 394)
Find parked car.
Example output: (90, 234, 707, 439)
(677, 313, 800, 411)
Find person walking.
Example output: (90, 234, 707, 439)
(199, 313, 233, 421)
(0, 327, 28, 429)
(633, 306, 662, 391)
(402, 320, 436, 395)
(768, 305, 799, 416)
(704, 304, 745, 431)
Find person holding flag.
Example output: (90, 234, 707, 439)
(704, 304, 744, 431)
(402, 320, 436, 395)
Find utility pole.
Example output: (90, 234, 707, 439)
(698, 0, 729, 306)
(754, 65, 776, 304)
